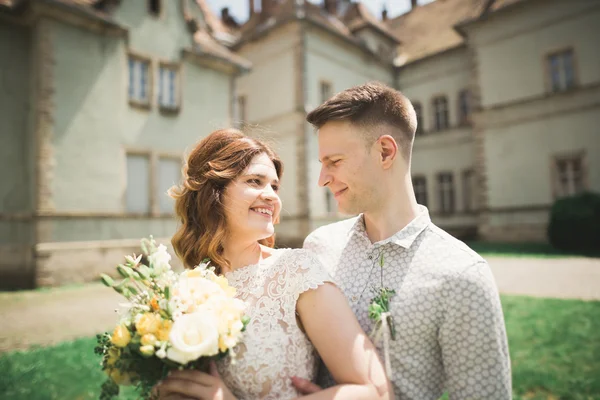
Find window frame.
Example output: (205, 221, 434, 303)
(457, 89, 471, 126)
(432, 95, 449, 132)
(127, 52, 153, 110)
(436, 171, 455, 215)
(550, 150, 588, 199)
(319, 80, 333, 104)
(545, 47, 578, 93)
(412, 175, 428, 207)
(157, 61, 182, 114)
(124, 148, 182, 217)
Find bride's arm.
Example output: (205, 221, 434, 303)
(295, 283, 394, 400)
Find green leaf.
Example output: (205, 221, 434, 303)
(100, 274, 114, 287)
(116, 265, 131, 279)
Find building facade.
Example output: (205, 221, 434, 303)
(0, 0, 248, 287)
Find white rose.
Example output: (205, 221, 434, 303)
(166, 309, 220, 364)
(177, 276, 225, 312)
(149, 244, 172, 273)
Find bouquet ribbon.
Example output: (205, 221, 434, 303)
(369, 311, 393, 379)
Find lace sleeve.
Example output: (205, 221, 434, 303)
(285, 249, 336, 300)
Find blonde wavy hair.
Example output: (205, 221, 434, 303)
(170, 128, 283, 274)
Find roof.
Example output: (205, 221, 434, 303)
(388, 0, 533, 66)
(235, 0, 397, 65)
(0, 0, 249, 72)
(387, 0, 487, 65)
(194, 0, 235, 36)
(342, 2, 400, 44)
(192, 29, 251, 71)
(0, 0, 123, 27)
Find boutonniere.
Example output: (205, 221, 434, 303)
(367, 253, 395, 378)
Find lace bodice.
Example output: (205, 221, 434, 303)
(216, 248, 333, 399)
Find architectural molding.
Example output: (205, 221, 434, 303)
(475, 82, 600, 129)
(294, 21, 310, 232)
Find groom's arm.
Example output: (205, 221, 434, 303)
(439, 261, 512, 400)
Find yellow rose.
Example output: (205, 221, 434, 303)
(156, 320, 172, 342)
(212, 275, 236, 297)
(141, 333, 157, 346)
(135, 313, 161, 335)
(185, 268, 203, 278)
(110, 325, 131, 348)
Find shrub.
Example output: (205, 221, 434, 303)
(547, 191, 600, 253)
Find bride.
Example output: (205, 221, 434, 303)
(155, 129, 392, 400)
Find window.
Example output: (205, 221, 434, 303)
(237, 95, 247, 125)
(462, 169, 476, 212)
(458, 90, 471, 125)
(157, 157, 181, 214)
(320, 81, 332, 103)
(128, 55, 151, 106)
(547, 49, 575, 92)
(432, 96, 449, 131)
(413, 102, 424, 136)
(412, 176, 428, 207)
(325, 189, 337, 214)
(126, 152, 182, 215)
(553, 152, 586, 198)
(148, 0, 161, 16)
(158, 64, 180, 111)
(126, 153, 151, 213)
(437, 172, 455, 214)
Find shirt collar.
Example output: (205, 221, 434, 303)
(349, 205, 431, 249)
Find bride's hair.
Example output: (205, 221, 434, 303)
(169, 128, 283, 274)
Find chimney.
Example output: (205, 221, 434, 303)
(249, 0, 254, 18)
(411, 0, 418, 9)
(381, 7, 388, 21)
(324, 0, 339, 15)
(221, 7, 230, 20)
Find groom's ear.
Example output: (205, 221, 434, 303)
(376, 135, 398, 169)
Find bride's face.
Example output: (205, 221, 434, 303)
(223, 153, 281, 242)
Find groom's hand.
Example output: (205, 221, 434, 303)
(291, 376, 321, 394)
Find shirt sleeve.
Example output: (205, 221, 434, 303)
(439, 261, 512, 400)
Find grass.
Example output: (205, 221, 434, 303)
(1, 296, 599, 400)
(466, 241, 600, 259)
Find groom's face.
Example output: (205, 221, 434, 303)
(317, 120, 380, 215)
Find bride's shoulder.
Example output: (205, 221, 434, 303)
(272, 248, 321, 264)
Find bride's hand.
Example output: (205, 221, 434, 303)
(155, 361, 237, 400)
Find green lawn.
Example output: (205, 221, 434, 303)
(1, 296, 599, 400)
(467, 241, 600, 259)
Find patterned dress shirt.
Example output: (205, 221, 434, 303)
(304, 206, 512, 400)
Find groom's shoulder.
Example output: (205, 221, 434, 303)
(304, 216, 359, 246)
(423, 222, 487, 270)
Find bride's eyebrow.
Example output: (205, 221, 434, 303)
(243, 173, 279, 185)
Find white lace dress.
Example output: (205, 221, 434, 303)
(216, 248, 334, 399)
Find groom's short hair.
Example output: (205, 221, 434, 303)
(306, 82, 417, 159)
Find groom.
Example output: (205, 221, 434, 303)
(292, 82, 512, 399)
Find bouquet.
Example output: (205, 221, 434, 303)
(95, 237, 248, 399)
